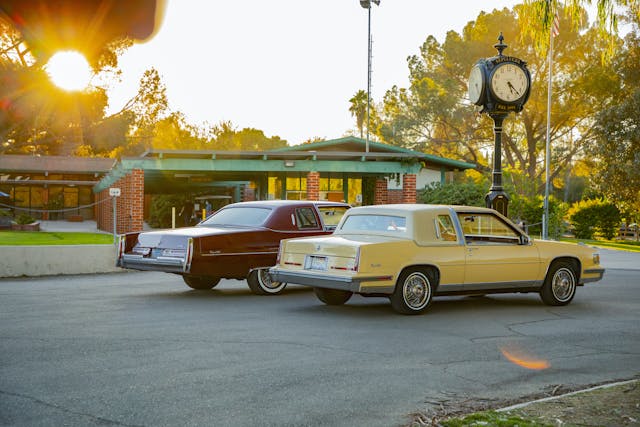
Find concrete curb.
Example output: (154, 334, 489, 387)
(497, 379, 639, 412)
(0, 245, 120, 277)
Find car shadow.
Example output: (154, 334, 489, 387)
(131, 283, 314, 300)
(289, 293, 553, 318)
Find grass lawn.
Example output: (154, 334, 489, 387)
(0, 231, 114, 245)
(561, 237, 640, 252)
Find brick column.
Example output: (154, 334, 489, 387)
(306, 171, 319, 201)
(96, 169, 144, 234)
(402, 174, 417, 204)
(374, 178, 388, 205)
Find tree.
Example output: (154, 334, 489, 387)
(375, 6, 621, 200)
(521, 0, 639, 61)
(208, 121, 287, 151)
(0, 19, 132, 156)
(349, 90, 368, 138)
(586, 12, 640, 218)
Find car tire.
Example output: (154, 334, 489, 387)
(247, 268, 287, 295)
(313, 287, 353, 305)
(540, 261, 577, 306)
(390, 268, 435, 315)
(183, 275, 221, 290)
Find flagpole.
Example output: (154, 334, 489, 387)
(543, 8, 555, 240)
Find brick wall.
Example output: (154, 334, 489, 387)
(306, 172, 319, 201)
(387, 189, 403, 204)
(96, 169, 145, 234)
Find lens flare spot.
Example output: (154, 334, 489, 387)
(45, 51, 92, 91)
(500, 346, 550, 370)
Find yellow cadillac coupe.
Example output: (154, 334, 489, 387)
(269, 204, 605, 315)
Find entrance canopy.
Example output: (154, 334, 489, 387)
(94, 137, 475, 195)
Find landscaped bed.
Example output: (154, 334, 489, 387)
(0, 231, 113, 245)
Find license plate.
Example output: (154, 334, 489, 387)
(305, 255, 328, 271)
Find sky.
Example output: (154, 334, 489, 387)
(105, 0, 522, 145)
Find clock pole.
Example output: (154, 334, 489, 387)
(467, 33, 531, 218)
(486, 112, 509, 215)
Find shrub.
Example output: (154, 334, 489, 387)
(148, 194, 190, 228)
(509, 194, 568, 239)
(568, 198, 621, 240)
(15, 213, 36, 225)
(420, 181, 486, 207)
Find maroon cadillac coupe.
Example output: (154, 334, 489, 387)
(116, 200, 349, 294)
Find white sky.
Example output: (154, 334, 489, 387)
(105, 0, 521, 145)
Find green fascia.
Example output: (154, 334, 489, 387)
(122, 157, 421, 174)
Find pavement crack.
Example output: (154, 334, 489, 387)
(0, 389, 144, 427)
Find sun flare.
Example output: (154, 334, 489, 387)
(45, 51, 92, 91)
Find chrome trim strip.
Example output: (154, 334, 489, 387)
(462, 280, 543, 291)
(201, 251, 277, 257)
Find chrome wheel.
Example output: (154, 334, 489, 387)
(247, 268, 287, 295)
(551, 267, 576, 303)
(390, 269, 436, 315)
(540, 261, 577, 306)
(402, 272, 431, 310)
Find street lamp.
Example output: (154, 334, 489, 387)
(359, 0, 380, 153)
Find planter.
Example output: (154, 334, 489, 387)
(11, 222, 40, 231)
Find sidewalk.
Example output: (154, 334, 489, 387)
(597, 248, 640, 270)
(38, 220, 154, 233)
(39, 219, 107, 233)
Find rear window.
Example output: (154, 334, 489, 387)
(200, 207, 272, 227)
(340, 214, 406, 233)
(295, 207, 319, 229)
(318, 206, 349, 228)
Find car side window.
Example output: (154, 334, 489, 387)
(457, 213, 519, 244)
(318, 206, 349, 230)
(436, 215, 458, 241)
(295, 207, 320, 229)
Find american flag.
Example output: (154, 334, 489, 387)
(551, 11, 560, 37)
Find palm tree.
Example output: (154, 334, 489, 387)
(349, 90, 368, 138)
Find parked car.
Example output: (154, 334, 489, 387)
(117, 200, 349, 294)
(269, 204, 605, 314)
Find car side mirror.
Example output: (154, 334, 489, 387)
(519, 235, 530, 245)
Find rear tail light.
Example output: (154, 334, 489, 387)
(352, 248, 360, 272)
(116, 235, 126, 266)
(276, 242, 284, 265)
(183, 237, 194, 272)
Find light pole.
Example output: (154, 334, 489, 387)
(359, 0, 379, 153)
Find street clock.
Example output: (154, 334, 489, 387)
(467, 33, 531, 114)
(467, 33, 532, 217)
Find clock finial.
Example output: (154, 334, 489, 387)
(494, 32, 507, 56)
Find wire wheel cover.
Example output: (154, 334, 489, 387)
(403, 272, 431, 310)
(552, 267, 576, 302)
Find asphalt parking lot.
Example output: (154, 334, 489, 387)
(1, 250, 638, 427)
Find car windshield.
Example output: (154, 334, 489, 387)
(200, 207, 272, 227)
(340, 214, 407, 233)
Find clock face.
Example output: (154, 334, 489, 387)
(468, 65, 485, 105)
(490, 63, 528, 103)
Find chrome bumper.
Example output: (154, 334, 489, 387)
(118, 254, 187, 273)
(269, 267, 393, 294)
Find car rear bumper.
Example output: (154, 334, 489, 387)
(118, 254, 187, 273)
(269, 267, 393, 294)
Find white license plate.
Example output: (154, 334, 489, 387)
(305, 255, 328, 271)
